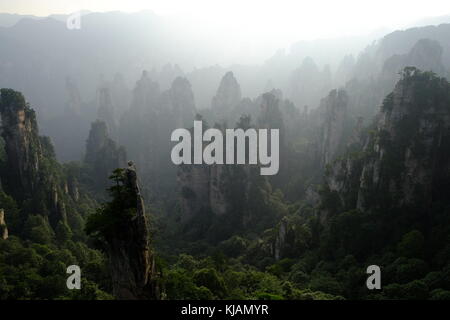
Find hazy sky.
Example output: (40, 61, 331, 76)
(1, 0, 450, 44)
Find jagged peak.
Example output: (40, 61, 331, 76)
(324, 67, 450, 212)
(211, 71, 242, 116)
(0, 88, 27, 112)
(384, 67, 450, 113)
(171, 76, 192, 90)
(218, 71, 240, 89)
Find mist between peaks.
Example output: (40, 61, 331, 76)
(171, 121, 280, 176)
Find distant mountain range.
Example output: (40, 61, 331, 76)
(1, 10, 450, 162)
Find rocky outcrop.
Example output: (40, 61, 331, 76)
(318, 89, 349, 166)
(148, 63, 184, 90)
(177, 160, 230, 220)
(273, 218, 288, 261)
(270, 214, 313, 261)
(97, 86, 117, 139)
(67, 176, 80, 201)
(0, 209, 8, 240)
(178, 164, 229, 221)
(406, 39, 447, 76)
(258, 91, 284, 130)
(358, 67, 450, 210)
(130, 70, 160, 112)
(85, 120, 127, 192)
(290, 57, 332, 109)
(160, 77, 196, 128)
(211, 71, 242, 120)
(46, 77, 90, 162)
(109, 73, 131, 121)
(119, 71, 191, 202)
(107, 165, 161, 300)
(381, 39, 448, 91)
(177, 92, 286, 223)
(65, 77, 82, 115)
(325, 68, 450, 213)
(178, 165, 214, 221)
(335, 55, 356, 86)
(0, 89, 42, 199)
(209, 165, 228, 216)
(0, 89, 75, 228)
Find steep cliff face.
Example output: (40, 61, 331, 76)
(46, 77, 91, 162)
(272, 217, 288, 261)
(381, 39, 448, 89)
(335, 54, 356, 86)
(110, 167, 160, 299)
(406, 39, 447, 76)
(358, 68, 450, 210)
(270, 68, 450, 263)
(209, 165, 229, 216)
(130, 70, 160, 112)
(97, 86, 118, 139)
(65, 77, 82, 115)
(318, 89, 349, 167)
(160, 76, 196, 128)
(258, 91, 284, 131)
(375, 25, 450, 71)
(178, 165, 212, 221)
(290, 57, 332, 110)
(0, 209, 8, 240)
(0, 89, 42, 199)
(109, 73, 131, 121)
(211, 71, 242, 120)
(176, 96, 285, 240)
(119, 73, 194, 201)
(177, 164, 229, 221)
(85, 120, 127, 193)
(325, 68, 450, 213)
(0, 89, 83, 229)
(149, 63, 184, 90)
(86, 166, 161, 300)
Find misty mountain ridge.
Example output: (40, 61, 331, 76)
(1, 10, 449, 163)
(2, 6, 450, 301)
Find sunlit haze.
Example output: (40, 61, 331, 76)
(2, 0, 450, 44)
(2, 0, 450, 304)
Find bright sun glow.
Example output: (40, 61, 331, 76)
(2, 0, 450, 64)
(2, 0, 450, 40)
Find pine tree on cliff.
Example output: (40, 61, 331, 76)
(86, 163, 161, 300)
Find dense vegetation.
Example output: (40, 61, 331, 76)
(1, 62, 450, 300)
(151, 69, 450, 300)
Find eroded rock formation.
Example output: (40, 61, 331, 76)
(0, 89, 75, 228)
(160, 76, 196, 128)
(325, 68, 450, 213)
(106, 165, 161, 300)
(290, 57, 332, 110)
(212, 71, 242, 120)
(131, 70, 160, 112)
(97, 86, 118, 139)
(381, 39, 448, 92)
(0, 89, 42, 199)
(65, 77, 82, 115)
(85, 120, 127, 192)
(0, 209, 8, 240)
(178, 164, 229, 221)
(318, 89, 349, 166)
